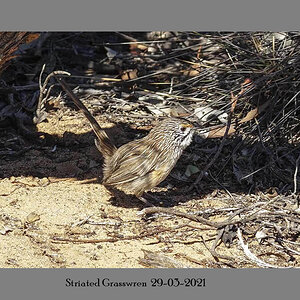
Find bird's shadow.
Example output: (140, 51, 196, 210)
(1, 117, 299, 209)
(0, 119, 198, 208)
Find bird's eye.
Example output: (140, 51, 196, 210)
(180, 127, 186, 132)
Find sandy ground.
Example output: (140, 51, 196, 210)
(0, 110, 256, 268)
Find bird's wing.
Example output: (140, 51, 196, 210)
(104, 140, 164, 185)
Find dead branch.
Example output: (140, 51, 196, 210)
(237, 228, 291, 268)
(51, 224, 188, 244)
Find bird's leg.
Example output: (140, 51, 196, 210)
(137, 195, 155, 207)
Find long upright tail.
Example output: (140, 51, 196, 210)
(55, 76, 117, 158)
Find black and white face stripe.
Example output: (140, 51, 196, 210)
(177, 124, 194, 148)
(168, 122, 194, 149)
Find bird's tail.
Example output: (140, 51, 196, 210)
(55, 76, 117, 158)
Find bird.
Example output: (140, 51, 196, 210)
(56, 77, 194, 205)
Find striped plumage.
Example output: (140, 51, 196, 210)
(57, 77, 194, 200)
(103, 118, 194, 196)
